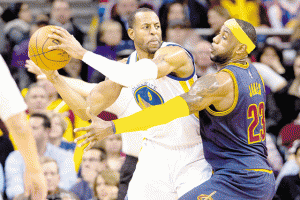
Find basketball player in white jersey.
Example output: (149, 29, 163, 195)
(0, 55, 47, 200)
(31, 8, 212, 199)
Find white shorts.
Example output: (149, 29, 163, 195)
(127, 139, 212, 200)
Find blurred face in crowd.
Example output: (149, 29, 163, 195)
(168, 3, 185, 22)
(208, 9, 227, 33)
(129, 11, 162, 55)
(19, 3, 32, 23)
(166, 26, 187, 46)
(260, 47, 279, 66)
(64, 58, 82, 78)
(25, 86, 49, 114)
(30, 116, 49, 142)
(117, 0, 138, 20)
(100, 21, 122, 46)
(49, 115, 64, 140)
(43, 161, 60, 194)
(104, 135, 122, 155)
(293, 56, 300, 79)
(51, 0, 71, 24)
(194, 41, 214, 67)
(81, 149, 106, 184)
(37, 79, 58, 100)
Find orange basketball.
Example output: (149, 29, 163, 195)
(28, 25, 71, 70)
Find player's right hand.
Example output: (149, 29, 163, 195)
(23, 168, 47, 200)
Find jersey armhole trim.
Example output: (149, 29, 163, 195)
(205, 69, 239, 116)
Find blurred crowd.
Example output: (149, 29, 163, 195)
(0, 0, 300, 199)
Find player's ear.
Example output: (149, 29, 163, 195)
(128, 28, 135, 41)
(236, 44, 247, 55)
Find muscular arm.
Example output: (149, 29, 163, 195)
(112, 71, 234, 133)
(81, 46, 194, 87)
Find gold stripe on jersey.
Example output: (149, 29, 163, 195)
(257, 71, 266, 93)
(245, 169, 273, 174)
(206, 69, 239, 116)
(229, 62, 249, 69)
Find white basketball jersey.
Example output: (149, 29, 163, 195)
(126, 42, 202, 147)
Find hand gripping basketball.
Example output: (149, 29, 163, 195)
(48, 27, 87, 60)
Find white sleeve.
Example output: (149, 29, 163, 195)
(82, 51, 158, 87)
(253, 62, 287, 92)
(0, 55, 27, 121)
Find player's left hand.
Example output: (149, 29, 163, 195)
(74, 107, 114, 151)
(48, 26, 87, 60)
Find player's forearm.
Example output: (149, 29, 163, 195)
(88, 80, 123, 116)
(49, 74, 90, 121)
(113, 96, 189, 134)
(82, 51, 158, 87)
(61, 76, 96, 97)
(5, 112, 42, 172)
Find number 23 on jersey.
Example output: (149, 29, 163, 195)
(247, 102, 266, 144)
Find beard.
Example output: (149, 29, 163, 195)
(210, 52, 231, 65)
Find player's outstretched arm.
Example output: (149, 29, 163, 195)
(48, 27, 193, 87)
(5, 112, 47, 200)
(74, 72, 234, 147)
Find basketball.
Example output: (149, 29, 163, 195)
(28, 25, 71, 70)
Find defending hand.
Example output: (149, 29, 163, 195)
(74, 107, 115, 151)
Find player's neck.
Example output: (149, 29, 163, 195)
(136, 50, 155, 60)
(217, 56, 248, 69)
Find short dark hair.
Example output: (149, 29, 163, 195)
(90, 146, 107, 161)
(235, 18, 257, 45)
(128, 7, 155, 29)
(30, 113, 51, 129)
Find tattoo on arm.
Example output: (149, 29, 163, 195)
(193, 75, 219, 96)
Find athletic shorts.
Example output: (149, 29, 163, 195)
(179, 168, 276, 200)
(126, 139, 212, 200)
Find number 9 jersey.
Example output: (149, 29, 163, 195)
(199, 62, 272, 172)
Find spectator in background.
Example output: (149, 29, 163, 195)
(14, 156, 79, 200)
(11, 13, 49, 90)
(91, 170, 120, 200)
(50, 0, 84, 45)
(159, 1, 188, 40)
(5, 113, 77, 199)
(48, 112, 76, 152)
(89, 20, 135, 83)
(275, 144, 300, 199)
(59, 58, 88, 82)
(0, 134, 14, 174)
(205, 5, 231, 43)
(111, 0, 139, 41)
(165, 19, 190, 47)
(268, 0, 300, 29)
(2, 3, 32, 66)
(273, 53, 300, 136)
(191, 40, 217, 77)
(24, 83, 50, 115)
(71, 147, 107, 200)
(101, 135, 124, 172)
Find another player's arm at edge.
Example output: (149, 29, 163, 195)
(112, 71, 234, 133)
